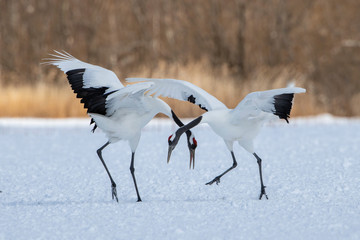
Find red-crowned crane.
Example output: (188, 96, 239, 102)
(44, 52, 197, 202)
(126, 77, 306, 200)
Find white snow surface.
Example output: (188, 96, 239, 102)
(0, 114, 359, 240)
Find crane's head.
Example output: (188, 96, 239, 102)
(167, 133, 177, 164)
(167, 131, 198, 169)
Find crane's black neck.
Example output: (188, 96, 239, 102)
(176, 116, 203, 137)
(170, 115, 203, 147)
(171, 110, 192, 138)
(171, 110, 184, 127)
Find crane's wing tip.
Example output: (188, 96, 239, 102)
(298, 88, 306, 93)
(290, 87, 306, 93)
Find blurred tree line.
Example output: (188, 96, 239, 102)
(0, 0, 360, 115)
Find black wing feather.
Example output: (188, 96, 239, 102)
(187, 95, 208, 111)
(65, 68, 118, 131)
(273, 93, 294, 123)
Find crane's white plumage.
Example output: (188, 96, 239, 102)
(45, 50, 123, 92)
(105, 82, 155, 118)
(44, 51, 198, 202)
(44, 52, 172, 139)
(158, 77, 306, 199)
(126, 78, 227, 111)
(233, 87, 305, 114)
(230, 87, 306, 123)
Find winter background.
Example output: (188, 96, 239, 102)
(0, 115, 359, 240)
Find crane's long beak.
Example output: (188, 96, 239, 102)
(189, 148, 195, 169)
(167, 145, 174, 164)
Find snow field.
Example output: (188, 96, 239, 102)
(0, 116, 359, 239)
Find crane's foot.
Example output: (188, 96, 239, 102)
(111, 183, 119, 202)
(259, 185, 268, 200)
(137, 197, 142, 202)
(206, 176, 221, 185)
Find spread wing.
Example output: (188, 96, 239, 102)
(44, 51, 125, 115)
(44, 51, 125, 131)
(231, 87, 306, 123)
(105, 82, 154, 117)
(44, 51, 124, 91)
(126, 78, 227, 111)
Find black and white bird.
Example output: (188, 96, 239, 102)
(44, 51, 197, 202)
(126, 77, 306, 200)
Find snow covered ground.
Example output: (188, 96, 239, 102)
(0, 115, 359, 240)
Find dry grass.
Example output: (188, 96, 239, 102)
(0, 62, 317, 118)
(0, 82, 86, 118)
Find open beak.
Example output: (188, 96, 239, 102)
(189, 148, 195, 169)
(167, 145, 174, 164)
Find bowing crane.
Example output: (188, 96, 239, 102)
(126, 77, 306, 199)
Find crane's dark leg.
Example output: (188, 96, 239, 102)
(97, 141, 118, 202)
(130, 152, 142, 202)
(206, 151, 237, 185)
(253, 153, 268, 200)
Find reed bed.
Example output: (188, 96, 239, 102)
(0, 62, 317, 118)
